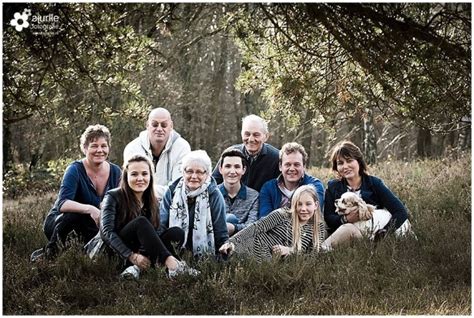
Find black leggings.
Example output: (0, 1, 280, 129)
(44, 213, 98, 250)
(119, 216, 184, 265)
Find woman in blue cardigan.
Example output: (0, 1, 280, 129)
(30, 125, 121, 261)
(322, 140, 412, 250)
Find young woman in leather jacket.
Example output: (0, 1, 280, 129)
(100, 154, 197, 279)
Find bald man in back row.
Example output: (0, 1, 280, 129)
(124, 107, 191, 199)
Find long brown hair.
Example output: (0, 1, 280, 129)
(118, 154, 159, 228)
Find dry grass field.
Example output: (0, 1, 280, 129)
(3, 155, 471, 314)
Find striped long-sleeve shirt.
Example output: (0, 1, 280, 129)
(229, 208, 326, 262)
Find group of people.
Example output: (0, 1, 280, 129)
(30, 108, 412, 279)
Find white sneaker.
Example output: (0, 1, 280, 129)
(167, 260, 200, 279)
(120, 265, 140, 279)
(30, 248, 45, 262)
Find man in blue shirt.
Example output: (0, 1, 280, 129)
(259, 142, 324, 218)
(217, 148, 259, 236)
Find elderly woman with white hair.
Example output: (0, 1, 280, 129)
(158, 150, 229, 258)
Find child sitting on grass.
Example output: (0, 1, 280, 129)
(219, 185, 326, 262)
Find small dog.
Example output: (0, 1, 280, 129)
(335, 192, 392, 239)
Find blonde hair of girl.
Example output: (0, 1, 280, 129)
(290, 185, 322, 253)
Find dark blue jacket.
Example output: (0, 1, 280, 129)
(212, 143, 280, 192)
(324, 175, 408, 233)
(158, 177, 229, 254)
(258, 173, 325, 218)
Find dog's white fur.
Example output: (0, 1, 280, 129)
(335, 192, 392, 239)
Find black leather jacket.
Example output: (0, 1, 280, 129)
(100, 188, 157, 260)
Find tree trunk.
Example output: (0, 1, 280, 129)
(301, 107, 316, 166)
(398, 129, 409, 160)
(363, 108, 377, 164)
(3, 123, 12, 171)
(456, 117, 471, 151)
(416, 127, 432, 158)
(206, 34, 228, 158)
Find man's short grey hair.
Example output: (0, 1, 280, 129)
(181, 150, 212, 174)
(242, 114, 269, 134)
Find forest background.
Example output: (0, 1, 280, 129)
(3, 3, 471, 194)
(2, 2, 471, 315)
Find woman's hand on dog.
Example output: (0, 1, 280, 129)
(345, 210, 360, 223)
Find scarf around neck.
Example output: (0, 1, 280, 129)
(169, 177, 215, 257)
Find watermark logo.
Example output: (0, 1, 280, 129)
(10, 8, 62, 36)
(10, 9, 31, 32)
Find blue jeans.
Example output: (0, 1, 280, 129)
(226, 213, 239, 226)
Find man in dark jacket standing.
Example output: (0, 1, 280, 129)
(212, 114, 279, 192)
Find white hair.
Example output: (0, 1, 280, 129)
(242, 114, 268, 134)
(181, 150, 212, 174)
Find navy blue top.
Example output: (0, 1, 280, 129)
(46, 160, 122, 220)
(324, 175, 408, 233)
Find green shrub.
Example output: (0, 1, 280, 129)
(3, 159, 72, 198)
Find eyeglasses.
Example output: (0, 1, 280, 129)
(184, 169, 207, 177)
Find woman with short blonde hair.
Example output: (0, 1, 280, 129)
(30, 124, 121, 262)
